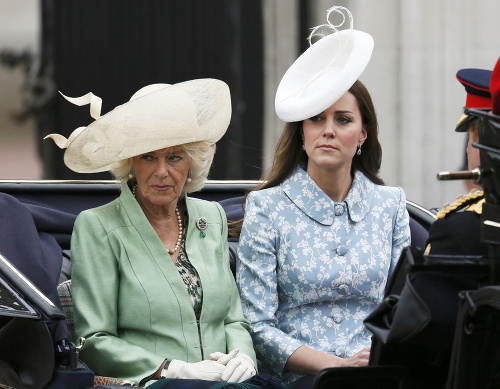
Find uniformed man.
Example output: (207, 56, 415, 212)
(425, 68, 491, 256)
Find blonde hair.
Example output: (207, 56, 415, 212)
(110, 141, 216, 194)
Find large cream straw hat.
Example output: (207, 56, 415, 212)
(275, 6, 374, 122)
(45, 78, 231, 173)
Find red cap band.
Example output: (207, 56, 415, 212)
(465, 93, 492, 109)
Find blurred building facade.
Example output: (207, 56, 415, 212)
(1, 0, 500, 209)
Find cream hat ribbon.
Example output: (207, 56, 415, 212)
(44, 92, 102, 149)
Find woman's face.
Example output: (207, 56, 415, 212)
(132, 146, 191, 207)
(302, 91, 367, 176)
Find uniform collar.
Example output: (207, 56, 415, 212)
(281, 167, 374, 225)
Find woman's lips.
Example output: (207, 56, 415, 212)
(318, 144, 336, 150)
(152, 185, 171, 191)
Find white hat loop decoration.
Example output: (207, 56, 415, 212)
(308, 6, 353, 44)
(275, 6, 374, 122)
(44, 79, 231, 173)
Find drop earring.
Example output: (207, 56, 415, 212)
(129, 166, 135, 180)
(357, 144, 362, 156)
(187, 171, 192, 183)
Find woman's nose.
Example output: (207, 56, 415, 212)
(155, 161, 169, 177)
(322, 119, 335, 136)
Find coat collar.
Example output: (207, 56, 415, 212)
(281, 167, 374, 225)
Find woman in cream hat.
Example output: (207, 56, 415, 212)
(235, 7, 411, 385)
(46, 79, 257, 386)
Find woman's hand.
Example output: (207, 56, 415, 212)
(285, 345, 371, 375)
(163, 359, 226, 380)
(337, 347, 370, 367)
(210, 349, 257, 382)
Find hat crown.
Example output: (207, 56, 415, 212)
(457, 68, 492, 108)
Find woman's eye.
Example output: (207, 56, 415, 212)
(338, 116, 352, 124)
(141, 154, 154, 161)
(168, 155, 182, 162)
(308, 115, 322, 123)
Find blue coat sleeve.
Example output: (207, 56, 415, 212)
(389, 188, 411, 277)
(236, 191, 303, 375)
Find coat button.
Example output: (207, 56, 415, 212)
(339, 284, 349, 293)
(334, 204, 344, 216)
(333, 313, 342, 323)
(336, 245, 348, 256)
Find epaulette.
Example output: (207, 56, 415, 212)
(466, 198, 485, 214)
(436, 189, 484, 220)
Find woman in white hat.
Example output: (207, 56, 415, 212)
(235, 7, 411, 385)
(46, 79, 257, 386)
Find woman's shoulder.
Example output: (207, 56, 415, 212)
(355, 172, 405, 199)
(364, 177, 405, 197)
(76, 197, 121, 219)
(376, 184, 405, 196)
(186, 197, 225, 217)
(74, 198, 130, 233)
(247, 168, 303, 202)
(246, 185, 286, 205)
(375, 185, 406, 206)
(187, 196, 220, 207)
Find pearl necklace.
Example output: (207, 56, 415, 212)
(167, 207, 183, 255)
(133, 184, 184, 255)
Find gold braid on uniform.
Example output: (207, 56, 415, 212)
(436, 189, 484, 220)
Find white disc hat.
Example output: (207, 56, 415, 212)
(275, 6, 374, 122)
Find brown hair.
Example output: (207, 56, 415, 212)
(229, 80, 384, 237)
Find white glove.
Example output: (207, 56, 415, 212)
(210, 348, 257, 383)
(209, 348, 240, 364)
(164, 359, 226, 381)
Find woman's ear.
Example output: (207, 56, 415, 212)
(359, 128, 368, 145)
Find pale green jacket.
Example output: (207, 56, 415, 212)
(71, 184, 255, 386)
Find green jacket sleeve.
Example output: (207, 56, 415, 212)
(71, 208, 165, 385)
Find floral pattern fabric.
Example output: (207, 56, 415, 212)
(236, 167, 411, 383)
(175, 248, 203, 320)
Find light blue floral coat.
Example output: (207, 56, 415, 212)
(236, 167, 411, 383)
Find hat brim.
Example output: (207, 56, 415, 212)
(61, 79, 231, 173)
(275, 29, 374, 122)
(455, 113, 474, 132)
(463, 107, 500, 150)
(465, 107, 500, 124)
